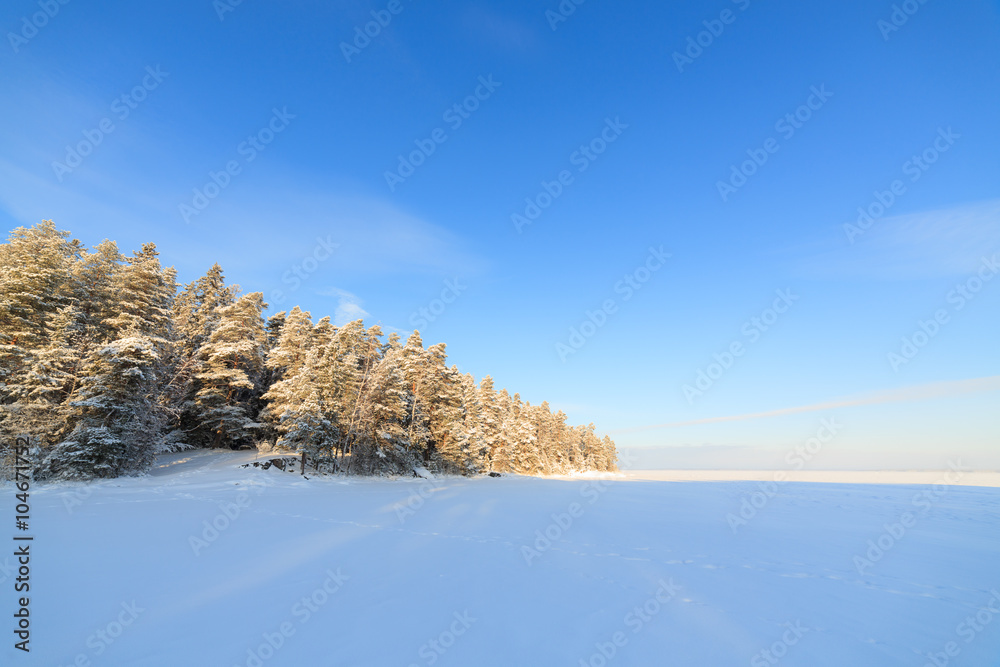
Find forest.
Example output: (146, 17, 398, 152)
(0, 221, 618, 480)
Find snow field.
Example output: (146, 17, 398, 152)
(4, 450, 999, 666)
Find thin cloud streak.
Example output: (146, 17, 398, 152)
(787, 199, 1000, 281)
(612, 376, 1000, 434)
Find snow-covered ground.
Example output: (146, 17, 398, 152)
(626, 469, 1000, 486)
(6, 450, 1000, 666)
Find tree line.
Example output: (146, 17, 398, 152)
(0, 222, 618, 480)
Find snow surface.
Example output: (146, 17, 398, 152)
(625, 469, 1000, 487)
(5, 450, 1000, 666)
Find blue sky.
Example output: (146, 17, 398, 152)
(1, 0, 998, 468)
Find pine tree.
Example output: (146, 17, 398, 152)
(458, 372, 488, 473)
(38, 329, 163, 479)
(68, 239, 125, 344)
(169, 264, 242, 447)
(491, 388, 515, 473)
(0, 222, 80, 453)
(354, 346, 414, 474)
(103, 243, 175, 339)
(261, 308, 341, 462)
(475, 377, 503, 473)
(173, 264, 238, 357)
(7, 306, 86, 453)
(261, 307, 313, 404)
(338, 324, 385, 473)
(547, 408, 571, 473)
(600, 435, 619, 472)
(508, 394, 540, 474)
(418, 345, 465, 472)
(193, 292, 267, 448)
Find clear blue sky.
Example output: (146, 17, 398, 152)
(1, 0, 998, 468)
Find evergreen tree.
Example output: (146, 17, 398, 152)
(7, 305, 86, 453)
(103, 243, 175, 339)
(262, 308, 340, 462)
(261, 307, 314, 425)
(475, 377, 503, 473)
(353, 346, 414, 474)
(508, 394, 540, 474)
(173, 264, 238, 357)
(0, 222, 80, 451)
(492, 389, 515, 473)
(192, 292, 267, 448)
(38, 329, 163, 479)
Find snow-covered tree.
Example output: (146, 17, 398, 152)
(192, 292, 267, 448)
(38, 330, 164, 479)
(5, 305, 85, 453)
(353, 346, 415, 474)
(262, 308, 340, 461)
(0, 222, 80, 450)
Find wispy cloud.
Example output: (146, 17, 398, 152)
(790, 200, 1000, 280)
(0, 152, 487, 283)
(0, 62, 487, 281)
(612, 375, 1000, 434)
(317, 288, 371, 326)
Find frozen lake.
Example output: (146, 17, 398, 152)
(10, 451, 1000, 666)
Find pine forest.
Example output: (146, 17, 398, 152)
(0, 221, 618, 480)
